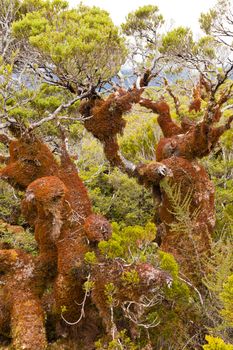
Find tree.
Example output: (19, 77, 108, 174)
(0, 1, 232, 349)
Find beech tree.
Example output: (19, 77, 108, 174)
(0, 0, 232, 349)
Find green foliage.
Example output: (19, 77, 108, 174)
(205, 148, 233, 238)
(158, 250, 190, 303)
(95, 330, 137, 350)
(160, 178, 200, 234)
(13, 2, 126, 87)
(83, 279, 95, 293)
(98, 221, 189, 306)
(121, 269, 140, 286)
(33, 84, 65, 113)
(19, 0, 68, 15)
(122, 5, 164, 39)
(199, 0, 230, 35)
(199, 10, 218, 34)
(84, 251, 97, 265)
(0, 55, 66, 129)
(0, 221, 38, 254)
(98, 222, 156, 261)
(84, 167, 154, 227)
(0, 180, 22, 224)
(104, 282, 117, 306)
(119, 113, 159, 162)
(193, 36, 217, 59)
(121, 5, 164, 70)
(158, 250, 178, 278)
(203, 335, 233, 349)
(160, 26, 194, 55)
(0, 55, 35, 125)
(220, 274, 233, 326)
(204, 238, 233, 303)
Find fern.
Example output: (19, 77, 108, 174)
(160, 178, 206, 278)
(204, 239, 233, 295)
(160, 178, 201, 234)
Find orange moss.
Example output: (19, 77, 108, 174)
(136, 156, 215, 282)
(0, 138, 59, 189)
(152, 123, 217, 281)
(52, 142, 94, 322)
(0, 155, 9, 164)
(189, 85, 201, 113)
(180, 117, 196, 132)
(54, 215, 89, 321)
(21, 176, 69, 289)
(82, 89, 142, 141)
(58, 141, 92, 221)
(212, 106, 222, 123)
(136, 91, 231, 283)
(0, 249, 47, 349)
(139, 98, 183, 137)
(200, 75, 211, 96)
(11, 292, 47, 350)
(103, 136, 123, 167)
(80, 89, 142, 166)
(0, 136, 96, 339)
(0, 299, 10, 337)
(84, 214, 112, 242)
(0, 134, 11, 146)
(136, 161, 172, 187)
(154, 117, 232, 162)
(160, 157, 214, 281)
(1, 130, 174, 346)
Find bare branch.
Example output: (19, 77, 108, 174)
(179, 275, 204, 306)
(164, 78, 181, 117)
(222, 103, 233, 112)
(0, 122, 10, 130)
(61, 274, 91, 326)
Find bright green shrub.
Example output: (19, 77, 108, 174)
(203, 335, 233, 349)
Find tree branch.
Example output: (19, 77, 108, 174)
(164, 78, 181, 117)
(27, 90, 93, 132)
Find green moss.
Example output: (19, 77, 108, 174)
(158, 250, 179, 278)
(121, 270, 140, 286)
(84, 251, 97, 265)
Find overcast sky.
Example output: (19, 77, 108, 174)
(68, 0, 223, 34)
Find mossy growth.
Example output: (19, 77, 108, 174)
(121, 269, 140, 286)
(84, 251, 97, 265)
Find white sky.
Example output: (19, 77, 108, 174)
(68, 0, 223, 34)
